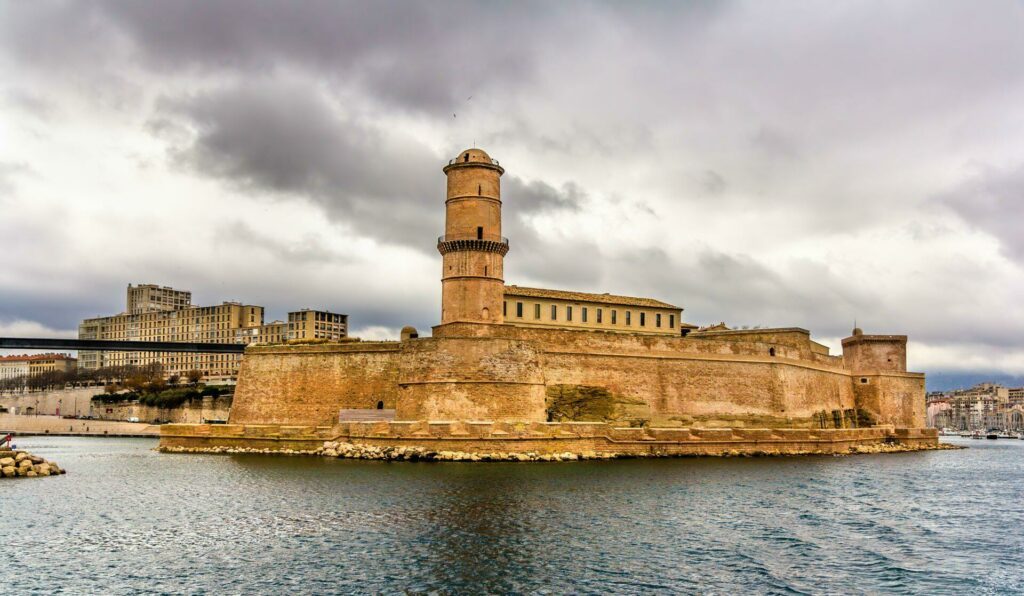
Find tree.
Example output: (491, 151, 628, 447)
(167, 374, 181, 387)
(186, 369, 203, 386)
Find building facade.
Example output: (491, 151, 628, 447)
(0, 356, 31, 381)
(503, 286, 681, 335)
(287, 310, 348, 341)
(127, 284, 192, 315)
(0, 353, 76, 381)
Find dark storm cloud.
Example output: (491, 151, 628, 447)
(940, 163, 1024, 263)
(154, 77, 592, 253)
(2, 1, 557, 114)
(156, 79, 443, 245)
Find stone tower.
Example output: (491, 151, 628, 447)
(437, 148, 509, 324)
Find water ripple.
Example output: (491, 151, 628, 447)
(1, 436, 1021, 594)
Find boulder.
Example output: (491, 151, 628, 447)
(15, 452, 29, 462)
(0, 457, 14, 467)
(1, 466, 14, 477)
(18, 459, 33, 469)
(25, 470, 37, 477)
(34, 464, 51, 476)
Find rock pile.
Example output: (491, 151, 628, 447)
(159, 438, 961, 460)
(317, 441, 619, 461)
(0, 449, 65, 478)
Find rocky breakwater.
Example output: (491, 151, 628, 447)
(318, 441, 615, 461)
(0, 448, 65, 479)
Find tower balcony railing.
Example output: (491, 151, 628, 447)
(437, 234, 509, 245)
(437, 234, 510, 256)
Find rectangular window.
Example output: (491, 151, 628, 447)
(656, 313, 662, 327)
(611, 310, 617, 324)
(503, 301, 507, 317)
(567, 306, 573, 322)
(669, 314, 675, 329)
(626, 311, 631, 326)
(597, 308, 603, 323)
(582, 307, 588, 323)
(551, 305, 557, 320)
(534, 304, 541, 319)
(516, 302, 523, 318)
(640, 312, 646, 327)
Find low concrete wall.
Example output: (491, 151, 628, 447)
(0, 387, 97, 417)
(159, 421, 939, 457)
(0, 414, 160, 437)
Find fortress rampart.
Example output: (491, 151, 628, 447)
(224, 321, 924, 432)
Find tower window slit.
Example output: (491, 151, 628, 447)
(477, 227, 483, 240)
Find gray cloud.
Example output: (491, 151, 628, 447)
(0, 162, 33, 196)
(3, 1, 1024, 380)
(156, 79, 443, 245)
(940, 163, 1024, 262)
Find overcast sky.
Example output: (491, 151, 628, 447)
(1, 1, 1023, 387)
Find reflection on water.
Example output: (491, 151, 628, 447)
(2, 436, 1021, 593)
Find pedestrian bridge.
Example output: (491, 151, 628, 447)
(0, 337, 246, 354)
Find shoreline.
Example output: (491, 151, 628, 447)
(159, 440, 962, 461)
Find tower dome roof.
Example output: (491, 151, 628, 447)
(443, 147, 504, 174)
(457, 148, 491, 162)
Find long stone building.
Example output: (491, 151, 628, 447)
(163, 148, 935, 456)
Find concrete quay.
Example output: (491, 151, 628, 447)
(0, 414, 160, 438)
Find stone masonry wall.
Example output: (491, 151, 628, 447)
(226, 322, 925, 429)
(95, 395, 232, 424)
(228, 342, 402, 426)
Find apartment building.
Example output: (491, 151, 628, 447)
(0, 353, 77, 380)
(287, 310, 348, 341)
(127, 284, 192, 315)
(79, 285, 348, 381)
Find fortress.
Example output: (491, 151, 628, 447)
(161, 148, 938, 457)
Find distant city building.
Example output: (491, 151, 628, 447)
(235, 320, 288, 346)
(928, 382, 1024, 430)
(127, 283, 192, 315)
(0, 355, 30, 380)
(0, 353, 77, 380)
(78, 284, 348, 381)
(287, 309, 348, 341)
